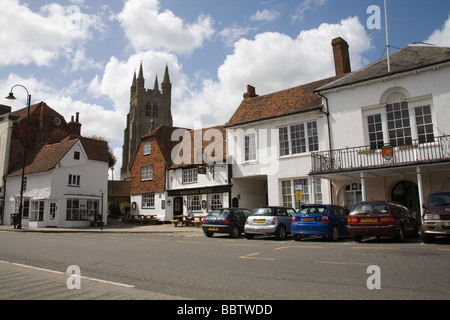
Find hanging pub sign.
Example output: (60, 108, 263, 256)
(198, 166, 207, 175)
(382, 146, 394, 161)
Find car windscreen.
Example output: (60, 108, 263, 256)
(299, 206, 326, 214)
(251, 208, 275, 216)
(350, 202, 388, 215)
(208, 210, 231, 218)
(428, 192, 450, 207)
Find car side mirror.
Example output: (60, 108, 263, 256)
(411, 212, 417, 217)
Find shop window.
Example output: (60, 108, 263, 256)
(66, 199, 99, 221)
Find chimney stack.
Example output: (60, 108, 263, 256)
(243, 85, 258, 100)
(332, 37, 351, 76)
(69, 113, 82, 136)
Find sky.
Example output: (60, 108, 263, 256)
(1, 0, 449, 180)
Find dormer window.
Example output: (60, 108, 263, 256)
(74, 151, 80, 160)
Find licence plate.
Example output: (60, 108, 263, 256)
(254, 219, 266, 224)
(301, 218, 314, 222)
(361, 218, 378, 223)
(208, 228, 219, 231)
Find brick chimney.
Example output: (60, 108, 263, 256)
(332, 37, 351, 76)
(69, 112, 82, 136)
(243, 85, 258, 100)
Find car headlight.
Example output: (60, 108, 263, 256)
(424, 214, 440, 220)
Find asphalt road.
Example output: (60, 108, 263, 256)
(0, 230, 449, 300)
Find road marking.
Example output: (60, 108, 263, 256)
(0, 260, 135, 288)
(438, 248, 450, 252)
(316, 261, 373, 266)
(275, 246, 323, 250)
(239, 253, 275, 261)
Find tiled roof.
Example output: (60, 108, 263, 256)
(226, 76, 343, 128)
(10, 101, 67, 124)
(317, 44, 450, 92)
(139, 125, 187, 165)
(8, 136, 109, 177)
(169, 125, 227, 169)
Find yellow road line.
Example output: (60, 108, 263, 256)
(239, 253, 275, 261)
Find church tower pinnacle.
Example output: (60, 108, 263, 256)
(121, 63, 174, 181)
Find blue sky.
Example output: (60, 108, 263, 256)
(1, 0, 449, 179)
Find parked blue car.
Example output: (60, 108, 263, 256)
(291, 204, 349, 241)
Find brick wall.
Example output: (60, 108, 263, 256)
(130, 136, 167, 195)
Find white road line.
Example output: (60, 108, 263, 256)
(0, 260, 135, 288)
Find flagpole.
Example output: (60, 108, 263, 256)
(384, 0, 391, 73)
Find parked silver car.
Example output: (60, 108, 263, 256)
(245, 206, 296, 240)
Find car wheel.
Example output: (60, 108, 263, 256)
(275, 225, 286, 240)
(329, 226, 339, 242)
(229, 226, 239, 238)
(204, 232, 214, 238)
(245, 233, 254, 240)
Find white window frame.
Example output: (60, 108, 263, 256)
(279, 121, 319, 157)
(244, 132, 257, 162)
(68, 174, 81, 187)
(143, 141, 151, 156)
(182, 168, 198, 184)
(142, 193, 155, 209)
(141, 166, 153, 181)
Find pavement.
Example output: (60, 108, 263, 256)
(0, 218, 205, 234)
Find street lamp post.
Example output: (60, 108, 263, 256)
(6, 85, 32, 230)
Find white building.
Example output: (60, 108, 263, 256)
(4, 136, 109, 228)
(311, 43, 450, 215)
(225, 38, 352, 210)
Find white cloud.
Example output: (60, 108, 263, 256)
(0, 0, 106, 68)
(117, 0, 215, 54)
(219, 24, 253, 47)
(292, 0, 328, 22)
(425, 14, 450, 46)
(251, 9, 281, 23)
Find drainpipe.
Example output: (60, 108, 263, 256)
(318, 91, 334, 204)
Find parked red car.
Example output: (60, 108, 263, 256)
(347, 201, 419, 242)
(421, 192, 450, 243)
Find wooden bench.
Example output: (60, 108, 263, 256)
(170, 220, 180, 227)
(192, 221, 202, 228)
(148, 218, 160, 225)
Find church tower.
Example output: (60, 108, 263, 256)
(120, 63, 173, 181)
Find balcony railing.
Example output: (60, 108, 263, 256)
(310, 135, 450, 175)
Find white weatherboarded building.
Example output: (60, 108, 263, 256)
(4, 136, 109, 228)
